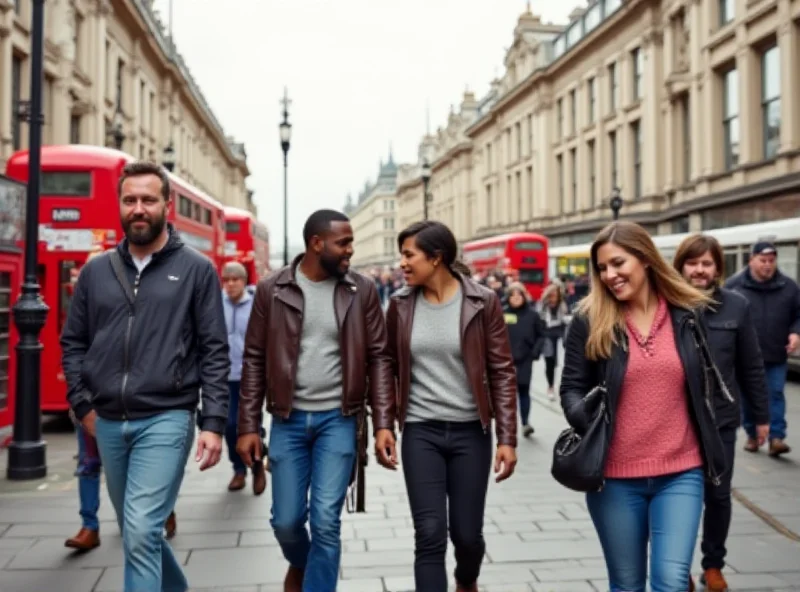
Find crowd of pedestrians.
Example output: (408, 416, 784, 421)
(60, 159, 799, 592)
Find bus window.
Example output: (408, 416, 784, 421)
(41, 171, 92, 196)
(518, 269, 545, 284)
(226, 221, 240, 234)
(59, 261, 80, 334)
(513, 241, 545, 250)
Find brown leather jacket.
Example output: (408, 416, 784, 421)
(238, 257, 395, 435)
(386, 276, 518, 447)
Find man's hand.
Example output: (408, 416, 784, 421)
(787, 333, 799, 354)
(374, 429, 398, 470)
(756, 424, 770, 447)
(494, 444, 517, 482)
(80, 410, 97, 438)
(195, 431, 223, 471)
(236, 433, 263, 468)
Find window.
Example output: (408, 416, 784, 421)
(516, 171, 522, 219)
(761, 46, 780, 159)
(11, 56, 22, 151)
(73, 11, 83, 69)
(587, 78, 596, 123)
(587, 140, 596, 204)
(608, 63, 618, 112)
(631, 121, 642, 198)
(527, 114, 533, 156)
(179, 195, 192, 217)
(41, 172, 91, 196)
(202, 208, 211, 225)
(70, 114, 81, 144)
(570, 89, 577, 134)
(518, 269, 545, 285)
(557, 155, 564, 212)
(225, 221, 240, 234)
(513, 241, 545, 251)
(632, 48, 643, 100)
(609, 131, 618, 190)
(570, 148, 577, 211)
(719, 0, 734, 25)
(722, 68, 740, 170)
(116, 58, 125, 110)
(557, 99, 563, 138)
(681, 94, 691, 182)
(515, 122, 522, 160)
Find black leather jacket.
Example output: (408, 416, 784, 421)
(560, 306, 730, 486)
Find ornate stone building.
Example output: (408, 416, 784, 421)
(0, 0, 255, 213)
(396, 0, 800, 248)
(344, 148, 398, 269)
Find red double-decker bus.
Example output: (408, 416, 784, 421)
(5, 145, 226, 415)
(462, 232, 549, 300)
(222, 206, 270, 285)
(0, 175, 26, 436)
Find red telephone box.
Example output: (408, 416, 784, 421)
(0, 175, 26, 442)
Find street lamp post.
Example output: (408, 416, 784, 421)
(279, 88, 292, 267)
(609, 187, 623, 221)
(421, 160, 431, 221)
(7, 0, 48, 481)
(162, 142, 176, 172)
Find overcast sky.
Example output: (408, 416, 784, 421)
(153, 0, 573, 253)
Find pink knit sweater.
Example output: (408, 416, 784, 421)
(605, 297, 703, 479)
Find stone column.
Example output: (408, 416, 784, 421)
(0, 20, 12, 166)
(641, 29, 663, 197)
(777, 18, 798, 153)
(735, 41, 757, 165)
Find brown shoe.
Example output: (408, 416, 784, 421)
(768, 439, 791, 457)
(164, 511, 177, 539)
(252, 461, 267, 496)
(455, 582, 478, 592)
(228, 473, 246, 491)
(65, 527, 100, 551)
(700, 567, 728, 591)
(284, 566, 304, 592)
(743, 438, 760, 452)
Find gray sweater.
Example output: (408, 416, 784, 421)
(405, 287, 479, 423)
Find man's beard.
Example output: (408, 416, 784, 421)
(689, 276, 716, 294)
(320, 251, 347, 279)
(123, 213, 167, 246)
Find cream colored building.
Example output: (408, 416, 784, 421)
(397, 0, 800, 249)
(0, 0, 255, 214)
(344, 150, 398, 269)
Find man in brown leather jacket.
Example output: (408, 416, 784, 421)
(236, 209, 395, 592)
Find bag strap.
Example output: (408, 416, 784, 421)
(108, 250, 135, 309)
(689, 310, 734, 403)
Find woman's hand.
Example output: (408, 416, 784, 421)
(494, 444, 517, 482)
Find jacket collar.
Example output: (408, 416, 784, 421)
(223, 288, 252, 306)
(275, 253, 357, 288)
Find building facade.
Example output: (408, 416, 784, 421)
(0, 0, 255, 213)
(396, 0, 800, 249)
(344, 149, 398, 269)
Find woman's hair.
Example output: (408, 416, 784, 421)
(577, 220, 711, 360)
(673, 233, 725, 281)
(397, 220, 471, 276)
(541, 283, 562, 305)
(506, 281, 530, 302)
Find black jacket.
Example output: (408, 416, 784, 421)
(61, 227, 230, 434)
(704, 287, 769, 429)
(725, 268, 800, 364)
(560, 307, 730, 486)
(503, 303, 544, 385)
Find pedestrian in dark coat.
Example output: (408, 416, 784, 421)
(504, 282, 544, 437)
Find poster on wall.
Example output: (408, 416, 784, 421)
(0, 175, 25, 250)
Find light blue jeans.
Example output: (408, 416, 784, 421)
(587, 468, 704, 592)
(268, 408, 357, 592)
(95, 410, 195, 592)
(75, 424, 101, 531)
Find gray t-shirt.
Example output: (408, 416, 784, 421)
(406, 286, 479, 423)
(293, 267, 342, 412)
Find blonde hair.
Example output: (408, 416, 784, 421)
(577, 221, 711, 361)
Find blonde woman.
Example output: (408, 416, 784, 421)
(537, 283, 568, 400)
(559, 221, 729, 592)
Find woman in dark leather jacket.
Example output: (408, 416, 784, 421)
(383, 220, 517, 592)
(559, 221, 730, 592)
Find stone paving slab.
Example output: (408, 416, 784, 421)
(0, 369, 797, 591)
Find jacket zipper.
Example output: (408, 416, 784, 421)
(119, 272, 139, 420)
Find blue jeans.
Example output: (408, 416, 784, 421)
(586, 468, 704, 592)
(95, 410, 195, 592)
(226, 381, 266, 474)
(75, 425, 101, 531)
(269, 408, 357, 592)
(743, 362, 787, 441)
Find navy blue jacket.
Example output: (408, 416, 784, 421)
(61, 226, 230, 434)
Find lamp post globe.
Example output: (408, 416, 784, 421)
(609, 188, 623, 221)
(162, 143, 176, 172)
(279, 88, 292, 267)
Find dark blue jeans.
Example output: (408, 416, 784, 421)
(226, 381, 266, 474)
(268, 408, 357, 592)
(742, 362, 787, 440)
(587, 468, 704, 592)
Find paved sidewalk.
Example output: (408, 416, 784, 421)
(0, 369, 798, 591)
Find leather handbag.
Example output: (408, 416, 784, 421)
(551, 383, 610, 492)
